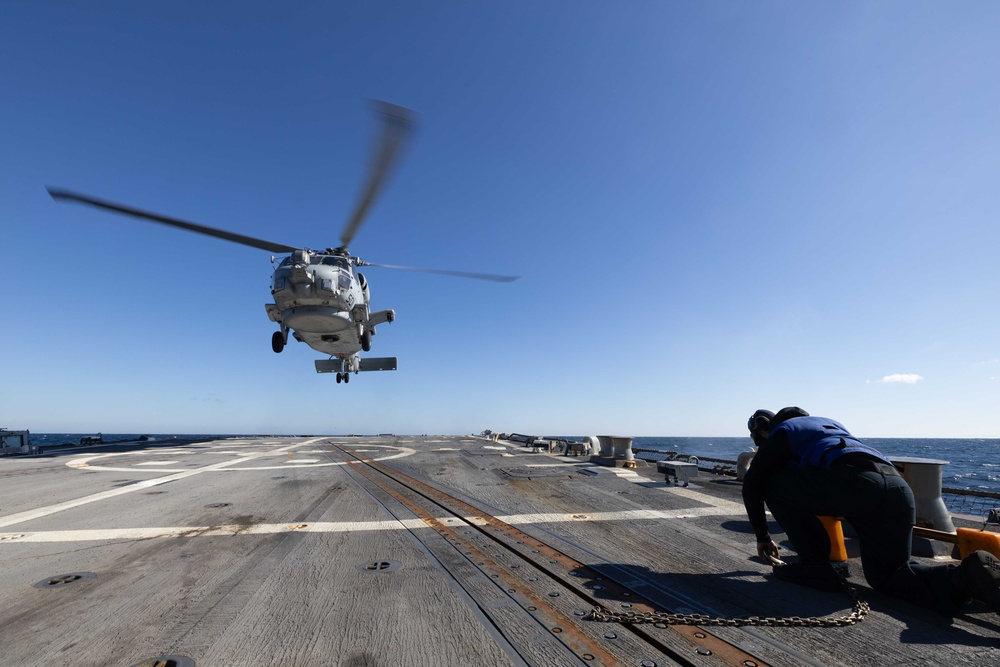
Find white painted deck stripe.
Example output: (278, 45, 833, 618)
(0, 507, 740, 543)
(659, 485, 749, 514)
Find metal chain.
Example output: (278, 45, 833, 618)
(587, 582, 869, 628)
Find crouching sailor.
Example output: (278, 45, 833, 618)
(742, 406, 1000, 617)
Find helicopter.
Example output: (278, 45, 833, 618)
(48, 102, 517, 384)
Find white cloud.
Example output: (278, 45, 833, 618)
(878, 374, 924, 384)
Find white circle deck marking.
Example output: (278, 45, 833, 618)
(66, 441, 415, 472)
(3, 439, 409, 530)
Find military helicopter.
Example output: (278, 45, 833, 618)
(48, 102, 517, 384)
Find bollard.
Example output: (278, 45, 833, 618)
(736, 451, 755, 482)
(911, 525, 1000, 561)
(589, 435, 636, 468)
(595, 436, 615, 458)
(610, 436, 635, 463)
(956, 528, 1000, 560)
(889, 457, 956, 533)
(817, 516, 848, 562)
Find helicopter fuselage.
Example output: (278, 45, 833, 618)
(265, 249, 392, 358)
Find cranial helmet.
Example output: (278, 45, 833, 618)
(747, 409, 775, 435)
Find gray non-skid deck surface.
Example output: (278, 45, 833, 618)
(1, 436, 998, 666)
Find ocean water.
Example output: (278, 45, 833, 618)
(24, 433, 1000, 495)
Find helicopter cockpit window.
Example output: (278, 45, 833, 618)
(278, 257, 292, 267)
(320, 256, 348, 268)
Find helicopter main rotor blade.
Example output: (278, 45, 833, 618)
(339, 101, 417, 250)
(360, 261, 519, 283)
(47, 188, 298, 254)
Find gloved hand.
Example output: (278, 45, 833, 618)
(757, 539, 784, 566)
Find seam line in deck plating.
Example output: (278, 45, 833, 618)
(333, 444, 768, 667)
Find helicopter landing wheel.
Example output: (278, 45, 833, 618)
(336, 373, 343, 383)
(271, 331, 284, 353)
(344, 372, 350, 384)
(360, 330, 372, 352)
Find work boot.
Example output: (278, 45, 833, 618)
(950, 550, 1000, 613)
(771, 559, 845, 592)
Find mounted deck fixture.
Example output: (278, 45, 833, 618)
(889, 457, 956, 533)
(589, 436, 637, 468)
(657, 460, 698, 487)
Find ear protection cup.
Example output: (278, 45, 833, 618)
(747, 409, 775, 434)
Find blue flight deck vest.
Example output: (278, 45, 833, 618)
(773, 416, 892, 470)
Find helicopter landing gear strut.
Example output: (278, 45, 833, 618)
(336, 372, 350, 384)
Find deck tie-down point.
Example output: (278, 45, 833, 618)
(33, 572, 96, 589)
(358, 560, 402, 572)
(128, 656, 196, 667)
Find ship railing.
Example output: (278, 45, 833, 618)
(940, 487, 1000, 519)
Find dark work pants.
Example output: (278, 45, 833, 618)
(765, 465, 957, 615)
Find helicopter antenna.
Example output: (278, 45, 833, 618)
(339, 101, 417, 251)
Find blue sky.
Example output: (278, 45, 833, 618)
(2, 2, 999, 437)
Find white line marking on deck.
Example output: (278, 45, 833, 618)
(656, 486, 748, 514)
(0, 520, 429, 542)
(0, 508, 742, 544)
(522, 463, 586, 468)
